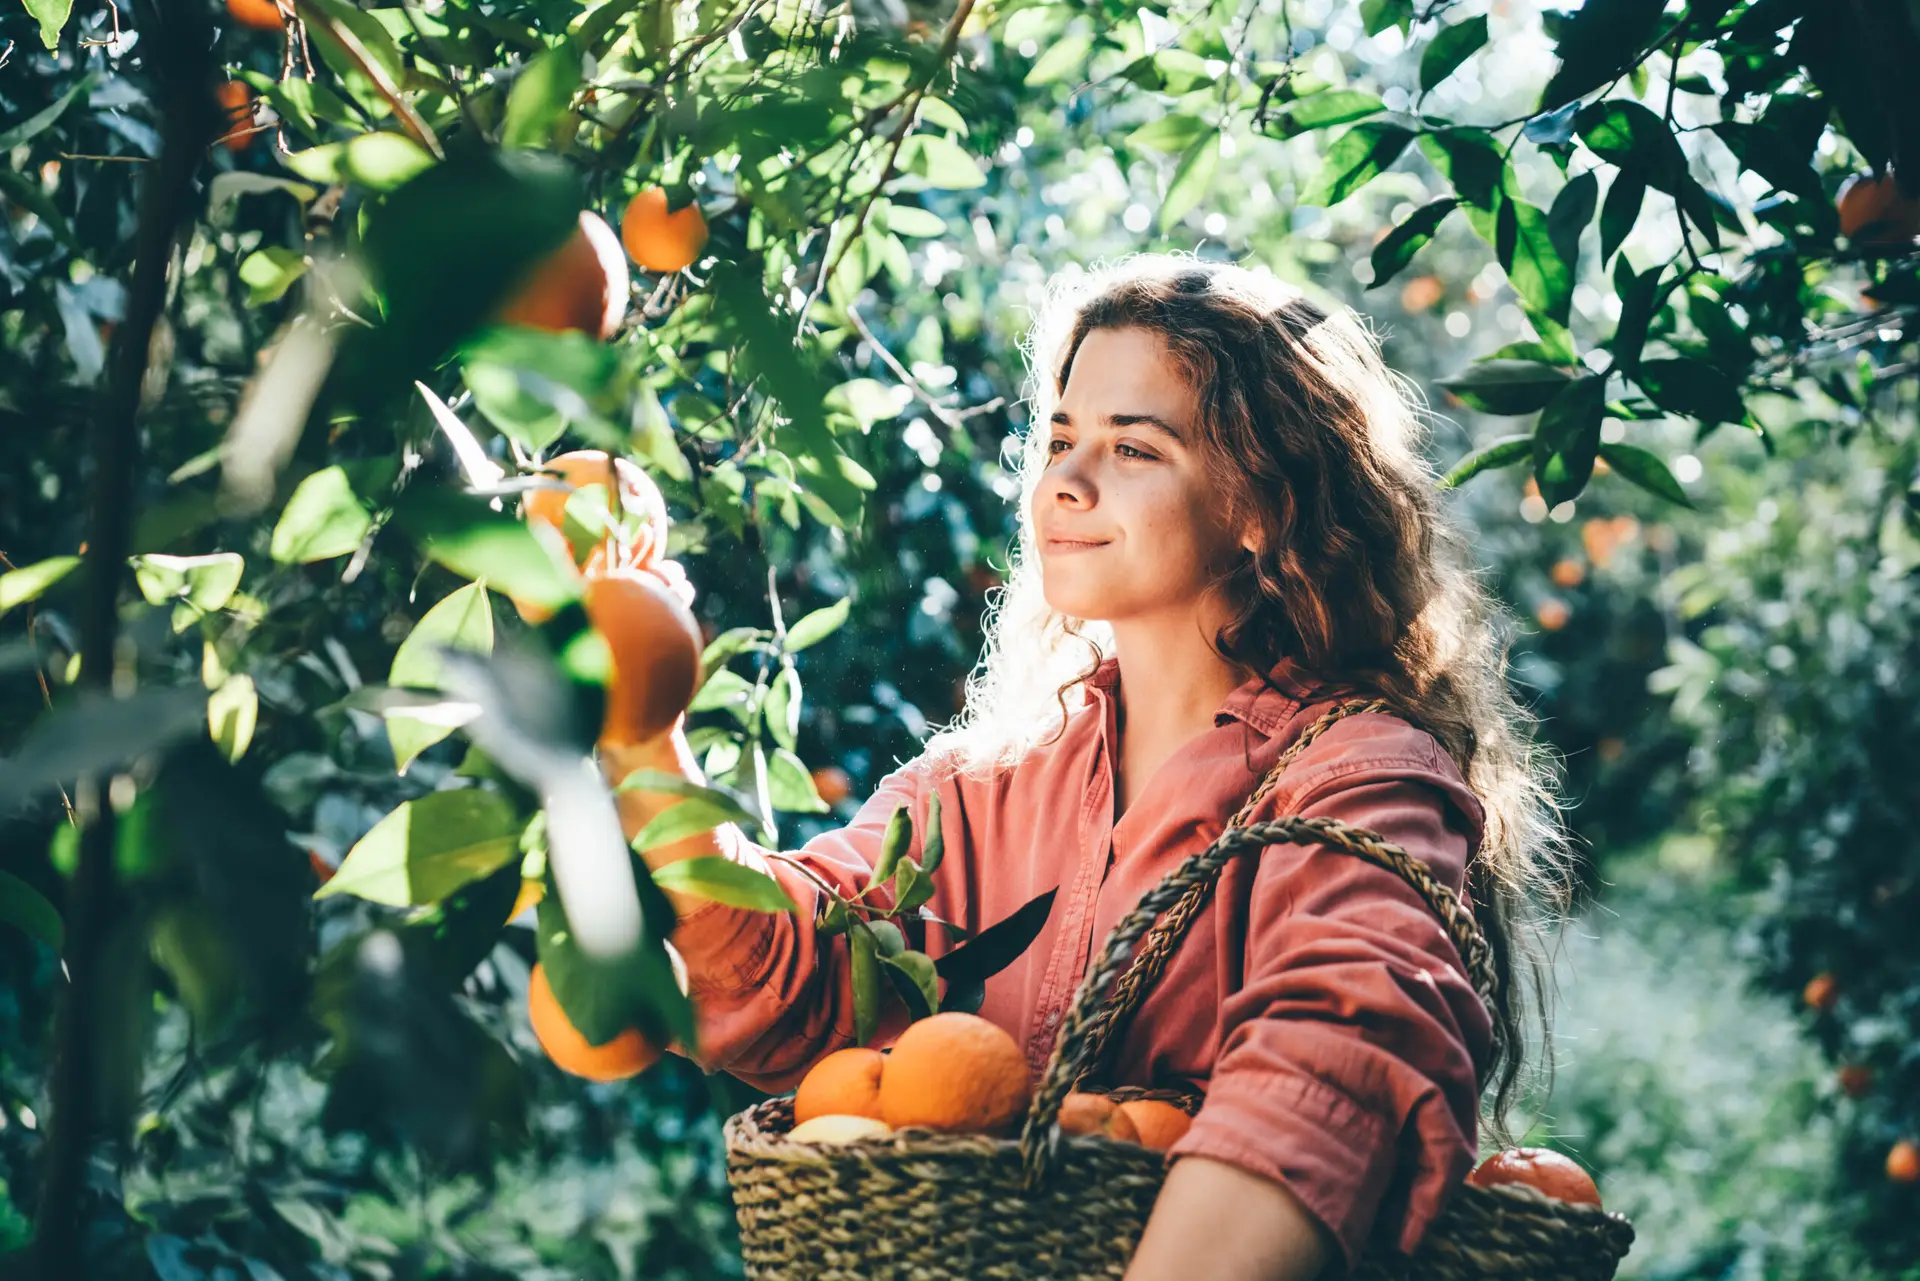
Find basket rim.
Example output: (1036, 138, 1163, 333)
(724, 1095, 1175, 1167)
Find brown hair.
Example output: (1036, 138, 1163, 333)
(932, 254, 1577, 1138)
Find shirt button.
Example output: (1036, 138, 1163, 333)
(1044, 1010, 1061, 1028)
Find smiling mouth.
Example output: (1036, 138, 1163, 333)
(1044, 536, 1110, 550)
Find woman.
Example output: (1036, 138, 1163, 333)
(614, 254, 1575, 1279)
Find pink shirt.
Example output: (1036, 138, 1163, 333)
(672, 656, 1493, 1272)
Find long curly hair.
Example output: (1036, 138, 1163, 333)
(925, 252, 1577, 1136)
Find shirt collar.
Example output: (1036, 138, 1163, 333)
(1087, 653, 1329, 738)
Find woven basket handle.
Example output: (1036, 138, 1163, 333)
(1016, 700, 1501, 1191)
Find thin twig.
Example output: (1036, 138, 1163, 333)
(845, 305, 1003, 433)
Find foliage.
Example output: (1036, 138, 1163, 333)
(1518, 845, 1890, 1281)
(2, 0, 1919, 1275)
(1651, 395, 1920, 1269)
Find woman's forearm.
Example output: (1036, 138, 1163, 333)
(1124, 1155, 1337, 1281)
(601, 726, 739, 920)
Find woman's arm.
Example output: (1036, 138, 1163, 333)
(1126, 1157, 1335, 1281)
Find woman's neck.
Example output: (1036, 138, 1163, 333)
(1108, 618, 1250, 813)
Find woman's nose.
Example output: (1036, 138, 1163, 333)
(1049, 450, 1094, 506)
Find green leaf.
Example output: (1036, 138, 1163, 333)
(767, 746, 828, 813)
(1440, 434, 1534, 489)
(1547, 170, 1597, 274)
(1436, 360, 1575, 415)
(1360, 0, 1412, 35)
(1599, 443, 1695, 508)
(356, 148, 582, 395)
(501, 42, 581, 149)
(763, 666, 801, 751)
(319, 790, 523, 906)
(281, 133, 437, 190)
(0, 870, 63, 952)
(648, 856, 796, 912)
(919, 792, 944, 874)
(899, 134, 988, 190)
(1538, 0, 1667, 111)
(1606, 256, 1664, 373)
(1301, 124, 1413, 207)
(871, 804, 911, 887)
(461, 328, 626, 453)
(1129, 113, 1211, 153)
(1160, 133, 1221, 233)
(631, 786, 758, 850)
(1366, 197, 1456, 289)
(1484, 193, 1574, 327)
(880, 948, 939, 1020)
(536, 889, 693, 1051)
(895, 856, 935, 911)
(1418, 129, 1507, 211)
(785, 597, 850, 651)
(880, 203, 946, 237)
(1024, 30, 1092, 86)
(208, 675, 259, 764)
(699, 626, 764, 682)
(0, 556, 81, 617)
(1599, 166, 1646, 265)
(25, 0, 72, 49)
(1635, 357, 1747, 426)
(239, 248, 307, 307)
(389, 487, 580, 614)
(0, 73, 92, 149)
(934, 887, 1057, 987)
(851, 923, 881, 1045)
(132, 553, 245, 626)
(1575, 100, 1685, 190)
(1531, 376, 1608, 507)
(1268, 90, 1384, 137)
(270, 466, 373, 564)
(386, 581, 495, 773)
(1419, 15, 1489, 92)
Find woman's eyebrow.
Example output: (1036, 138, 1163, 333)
(1049, 410, 1183, 441)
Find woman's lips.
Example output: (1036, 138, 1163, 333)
(1043, 536, 1110, 552)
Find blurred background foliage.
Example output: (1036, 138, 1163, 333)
(2, 0, 1918, 1275)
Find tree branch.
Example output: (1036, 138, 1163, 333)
(32, 2, 220, 1276)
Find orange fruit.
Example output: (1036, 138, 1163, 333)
(527, 961, 660, 1081)
(215, 82, 256, 153)
(1838, 171, 1920, 250)
(587, 567, 702, 746)
(1399, 274, 1444, 313)
(497, 211, 630, 341)
(1117, 1099, 1193, 1151)
(877, 1012, 1030, 1135)
(1803, 971, 1838, 1012)
(811, 766, 852, 806)
(1837, 1064, 1873, 1098)
(522, 449, 670, 574)
(794, 1047, 886, 1125)
(227, 0, 284, 30)
(1535, 598, 1570, 632)
(621, 188, 709, 274)
(1889, 1140, 1920, 1183)
(1467, 1147, 1602, 1208)
(1057, 1092, 1139, 1142)
(1550, 557, 1586, 589)
(788, 1115, 893, 1143)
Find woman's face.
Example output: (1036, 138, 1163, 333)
(1032, 325, 1247, 625)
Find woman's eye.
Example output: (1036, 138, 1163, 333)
(1116, 442, 1156, 460)
(1046, 438, 1071, 456)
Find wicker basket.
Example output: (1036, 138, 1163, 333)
(725, 701, 1636, 1279)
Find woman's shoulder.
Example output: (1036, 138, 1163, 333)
(902, 696, 1103, 797)
(1269, 695, 1482, 831)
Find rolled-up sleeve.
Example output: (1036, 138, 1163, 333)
(668, 760, 934, 1093)
(1165, 757, 1494, 1273)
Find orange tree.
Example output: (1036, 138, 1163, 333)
(2, 0, 1919, 1276)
